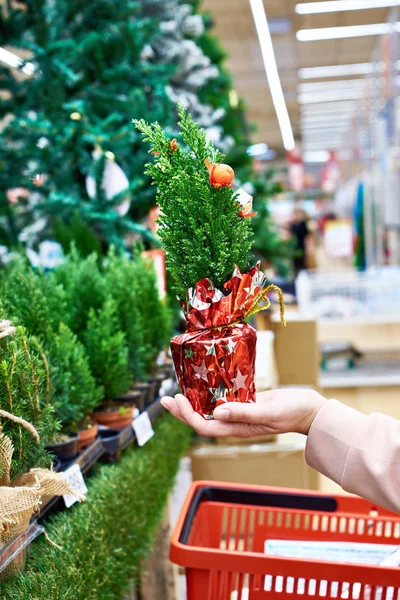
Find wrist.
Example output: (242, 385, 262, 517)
(299, 392, 326, 435)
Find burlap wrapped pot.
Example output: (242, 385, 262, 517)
(0, 410, 84, 580)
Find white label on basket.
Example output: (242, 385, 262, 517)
(132, 411, 154, 446)
(264, 541, 400, 597)
(264, 540, 399, 565)
(62, 464, 88, 508)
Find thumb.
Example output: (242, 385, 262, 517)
(214, 401, 269, 425)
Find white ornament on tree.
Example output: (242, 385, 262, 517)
(85, 150, 131, 216)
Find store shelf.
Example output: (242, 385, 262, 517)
(321, 360, 400, 389)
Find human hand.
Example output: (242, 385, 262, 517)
(160, 389, 326, 438)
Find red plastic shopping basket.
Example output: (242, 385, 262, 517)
(170, 481, 400, 600)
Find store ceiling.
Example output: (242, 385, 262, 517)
(202, 0, 391, 159)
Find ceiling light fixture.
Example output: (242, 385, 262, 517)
(249, 0, 295, 151)
(298, 63, 377, 79)
(295, 1, 400, 15)
(303, 151, 330, 163)
(247, 142, 269, 156)
(297, 23, 399, 42)
(298, 90, 364, 103)
(0, 47, 35, 75)
(298, 79, 367, 93)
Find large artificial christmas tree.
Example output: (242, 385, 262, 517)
(135, 106, 285, 418)
(0, 0, 174, 252)
(140, 0, 229, 150)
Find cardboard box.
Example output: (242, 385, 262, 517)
(255, 330, 279, 392)
(272, 316, 320, 389)
(215, 433, 277, 445)
(190, 434, 319, 491)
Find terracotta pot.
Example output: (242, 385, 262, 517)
(77, 421, 99, 452)
(91, 405, 134, 430)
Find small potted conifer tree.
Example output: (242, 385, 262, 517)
(0, 310, 79, 578)
(1, 257, 103, 456)
(47, 324, 104, 455)
(85, 299, 134, 429)
(102, 248, 148, 411)
(135, 106, 285, 419)
(134, 253, 172, 403)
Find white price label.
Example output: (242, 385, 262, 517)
(132, 411, 154, 446)
(62, 464, 88, 508)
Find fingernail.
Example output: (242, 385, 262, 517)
(214, 407, 231, 420)
(160, 398, 170, 409)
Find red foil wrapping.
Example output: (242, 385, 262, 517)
(171, 264, 269, 419)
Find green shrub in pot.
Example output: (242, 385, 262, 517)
(0, 309, 57, 481)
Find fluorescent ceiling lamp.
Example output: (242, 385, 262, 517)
(298, 90, 364, 103)
(303, 151, 330, 163)
(249, 0, 295, 151)
(298, 79, 366, 93)
(301, 123, 350, 131)
(247, 142, 269, 156)
(301, 106, 356, 116)
(0, 47, 35, 75)
(299, 63, 375, 79)
(295, 1, 400, 15)
(297, 23, 399, 42)
(301, 100, 358, 112)
(301, 112, 357, 121)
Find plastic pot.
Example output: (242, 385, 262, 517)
(133, 382, 151, 405)
(77, 421, 98, 452)
(117, 389, 145, 412)
(91, 405, 134, 430)
(47, 433, 79, 462)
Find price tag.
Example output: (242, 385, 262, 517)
(62, 464, 88, 508)
(132, 407, 140, 420)
(132, 411, 154, 446)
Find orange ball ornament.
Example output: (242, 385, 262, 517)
(205, 159, 234, 189)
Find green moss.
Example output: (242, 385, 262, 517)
(3, 415, 191, 599)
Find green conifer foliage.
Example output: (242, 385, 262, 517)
(1, 257, 54, 343)
(1, 258, 102, 431)
(134, 106, 253, 299)
(49, 324, 103, 430)
(102, 248, 147, 381)
(54, 248, 107, 335)
(84, 300, 131, 402)
(0, 314, 57, 481)
(0, 0, 174, 250)
(134, 253, 172, 375)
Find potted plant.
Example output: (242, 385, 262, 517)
(47, 324, 104, 458)
(135, 107, 285, 419)
(1, 257, 103, 455)
(135, 253, 172, 403)
(0, 312, 80, 579)
(102, 248, 147, 410)
(84, 299, 133, 429)
(54, 246, 107, 334)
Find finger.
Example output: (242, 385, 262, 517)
(175, 394, 211, 435)
(160, 396, 188, 426)
(213, 401, 272, 425)
(175, 394, 242, 437)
